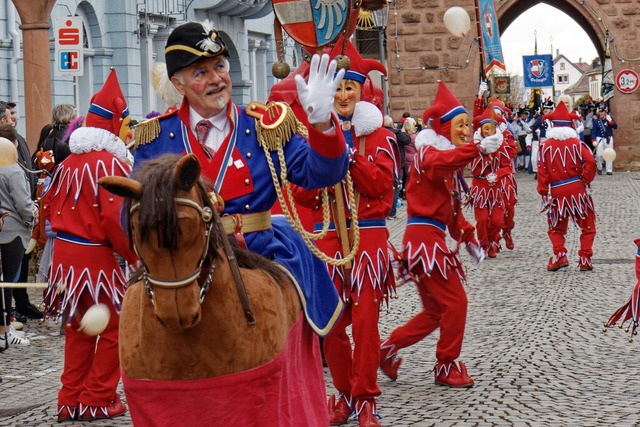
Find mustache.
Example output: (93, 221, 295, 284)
(205, 83, 227, 95)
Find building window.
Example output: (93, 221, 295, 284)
(560, 63, 565, 70)
(557, 74, 568, 84)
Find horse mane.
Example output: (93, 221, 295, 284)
(126, 154, 286, 286)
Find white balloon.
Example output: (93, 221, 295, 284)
(602, 147, 617, 162)
(78, 303, 110, 336)
(0, 137, 17, 167)
(444, 7, 471, 37)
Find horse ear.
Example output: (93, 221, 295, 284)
(98, 176, 143, 200)
(174, 154, 201, 191)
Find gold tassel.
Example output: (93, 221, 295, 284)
(133, 118, 160, 148)
(255, 103, 308, 151)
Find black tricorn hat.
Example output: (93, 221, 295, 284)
(165, 21, 230, 78)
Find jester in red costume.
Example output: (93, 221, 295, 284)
(292, 40, 396, 427)
(469, 105, 514, 258)
(536, 101, 597, 272)
(488, 99, 518, 251)
(42, 69, 137, 422)
(379, 82, 501, 388)
(606, 238, 640, 337)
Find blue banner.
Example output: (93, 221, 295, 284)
(523, 54, 553, 88)
(478, 0, 505, 74)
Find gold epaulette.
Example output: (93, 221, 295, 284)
(246, 101, 308, 151)
(133, 117, 160, 148)
(132, 108, 178, 149)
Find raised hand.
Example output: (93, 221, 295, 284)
(295, 54, 345, 128)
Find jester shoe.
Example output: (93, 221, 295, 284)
(579, 257, 593, 271)
(78, 395, 127, 421)
(434, 361, 474, 388)
(379, 344, 402, 381)
(56, 405, 77, 423)
(547, 253, 569, 272)
(356, 401, 381, 427)
(487, 242, 498, 258)
(503, 232, 515, 250)
(328, 393, 352, 425)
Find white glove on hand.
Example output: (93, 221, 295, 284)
(606, 114, 613, 123)
(478, 81, 488, 98)
(295, 54, 345, 125)
(466, 242, 485, 265)
(478, 130, 503, 154)
(25, 238, 37, 255)
(486, 172, 497, 185)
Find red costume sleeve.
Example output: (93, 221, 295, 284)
(306, 113, 346, 159)
(423, 142, 480, 181)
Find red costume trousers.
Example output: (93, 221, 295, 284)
(386, 267, 467, 364)
(324, 283, 381, 403)
(547, 211, 596, 258)
(473, 204, 504, 249)
(58, 292, 121, 407)
(502, 198, 516, 236)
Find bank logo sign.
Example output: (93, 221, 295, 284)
(55, 17, 84, 77)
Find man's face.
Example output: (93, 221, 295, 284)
(543, 108, 551, 115)
(0, 109, 13, 126)
(450, 113, 470, 147)
(171, 55, 232, 118)
(598, 110, 607, 120)
(8, 108, 17, 127)
(481, 122, 496, 138)
(334, 79, 362, 118)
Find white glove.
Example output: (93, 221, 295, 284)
(466, 242, 485, 265)
(295, 54, 345, 125)
(472, 127, 483, 143)
(606, 114, 613, 122)
(478, 81, 488, 98)
(25, 238, 38, 255)
(478, 130, 503, 154)
(486, 172, 497, 185)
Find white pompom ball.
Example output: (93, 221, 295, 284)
(78, 303, 110, 336)
(602, 147, 617, 162)
(444, 7, 471, 37)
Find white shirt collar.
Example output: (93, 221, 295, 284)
(188, 105, 229, 132)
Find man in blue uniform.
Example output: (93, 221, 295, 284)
(591, 104, 618, 175)
(133, 21, 349, 336)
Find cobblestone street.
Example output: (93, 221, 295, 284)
(3, 170, 640, 426)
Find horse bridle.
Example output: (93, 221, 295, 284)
(130, 197, 215, 305)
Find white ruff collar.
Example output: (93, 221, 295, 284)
(415, 129, 454, 151)
(546, 126, 578, 141)
(351, 101, 383, 137)
(69, 127, 128, 161)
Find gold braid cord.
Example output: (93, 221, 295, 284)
(254, 104, 360, 266)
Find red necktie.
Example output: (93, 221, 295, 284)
(195, 120, 214, 159)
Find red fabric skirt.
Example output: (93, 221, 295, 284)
(122, 314, 328, 427)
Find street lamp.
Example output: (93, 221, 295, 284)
(371, 3, 389, 114)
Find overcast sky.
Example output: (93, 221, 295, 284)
(500, 3, 599, 75)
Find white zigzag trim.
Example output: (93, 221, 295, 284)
(404, 240, 459, 280)
(45, 157, 130, 205)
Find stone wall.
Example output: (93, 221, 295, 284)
(387, 0, 640, 169)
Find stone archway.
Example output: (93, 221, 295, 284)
(387, 0, 640, 168)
